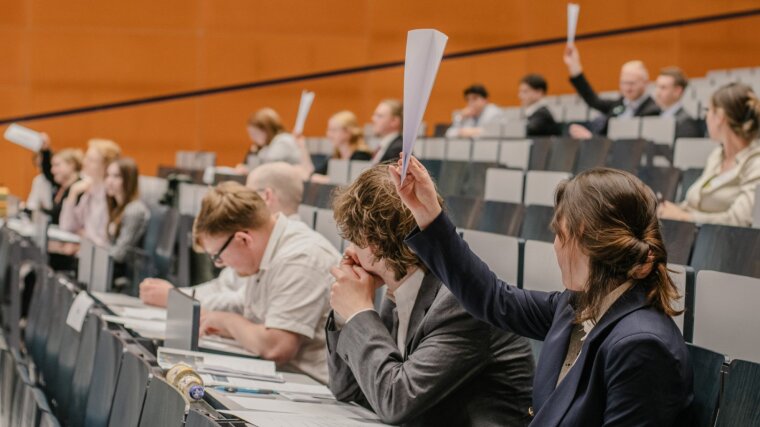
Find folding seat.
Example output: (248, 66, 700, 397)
(108, 347, 157, 427)
(521, 240, 563, 292)
(659, 219, 698, 266)
(714, 359, 760, 427)
(484, 168, 524, 204)
(637, 166, 681, 202)
(471, 200, 525, 237)
(545, 138, 579, 173)
(68, 313, 103, 427)
(523, 171, 570, 207)
(137, 377, 186, 427)
(82, 327, 127, 427)
(686, 344, 724, 427)
(606, 139, 649, 173)
(520, 205, 555, 243)
(573, 137, 611, 174)
(443, 195, 482, 230)
(461, 230, 520, 284)
(690, 224, 760, 278)
(498, 139, 532, 170)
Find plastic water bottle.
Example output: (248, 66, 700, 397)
(166, 363, 205, 401)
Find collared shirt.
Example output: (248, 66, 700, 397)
(59, 183, 110, 247)
(388, 269, 425, 357)
(619, 94, 649, 118)
(446, 103, 503, 137)
(188, 214, 341, 383)
(557, 281, 633, 386)
(372, 131, 400, 163)
(680, 139, 760, 226)
(659, 102, 683, 119)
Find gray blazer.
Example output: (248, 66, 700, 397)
(108, 199, 150, 263)
(326, 273, 534, 426)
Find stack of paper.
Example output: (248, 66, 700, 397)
(219, 411, 391, 427)
(157, 347, 280, 382)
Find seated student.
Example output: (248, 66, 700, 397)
(370, 99, 404, 164)
(246, 162, 304, 221)
(242, 108, 300, 169)
(26, 147, 53, 214)
(140, 182, 340, 383)
(104, 157, 150, 263)
(296, 111, 372, 182)
(659, 83, 760, 227)
(59, 138, 121, 247)
(446, 84, 503, 138)
(654, 67, 703, 139)
(326, 165, 534, 426)
(563, 44, 660, 138)
(391, 157, 693, 426)
(34, 134, 84, 224)
(519, 73, 561, 136)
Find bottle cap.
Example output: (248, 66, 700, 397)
(188, 385, 205, 401)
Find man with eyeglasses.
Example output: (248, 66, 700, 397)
(139, 181, 339, 383)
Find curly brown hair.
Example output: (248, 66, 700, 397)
(332, 165, 442, 281)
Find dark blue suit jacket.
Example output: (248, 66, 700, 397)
(406, 213, 693, 426)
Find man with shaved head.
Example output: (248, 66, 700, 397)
(246, 162, 304, 220)
(563, 45, 660, 138)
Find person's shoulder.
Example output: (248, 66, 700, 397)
(275, 218, 341, 262)
(351, 150, 373, 161)
(124, 199, 150, 217)
(607, 306, 685, 355)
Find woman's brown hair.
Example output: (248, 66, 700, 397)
(711, 82, 760, 141)
(106, 157, 140, 239)
(248, 108, 285, 146)
(551, 168, 682, 323)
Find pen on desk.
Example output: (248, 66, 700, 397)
(214, 386, 278, 396)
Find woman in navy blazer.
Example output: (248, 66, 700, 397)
(390, 158, 693, 426)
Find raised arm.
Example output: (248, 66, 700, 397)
(563, 45, 617, 115)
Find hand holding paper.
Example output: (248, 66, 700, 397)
(401, 29, 448, 183)
(293, 90, 316, 135)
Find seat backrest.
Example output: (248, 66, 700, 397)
(522, 240, 564, 292)
(691, 224, 760, 278)
(422, 137, 446, 160)
(437, 161, 470, 196)
(90, 245, 114, 293)
(420, 159, 443, 182)
(545, 138, 579, 173)
(30, 279, 59, 368)
(327, 159, 350, 184)
(68, 313, 103, 427)
(686, 343, 725, 427)
(23, 270, 48, 364)
(574, 137, 611, 174)
(715, 359, 760, 427)
(185, 409, 224, 427)
(499, 139, 532, 170)
(473, 201, 525, 237)
(444, 138, 472, 161)
(1, 349, 18, 425)
(523, 170, 570, 207)
(520, 205, 555, 243)
(484, 168, 524, 204)
(348, 160, 372, 183)
(42, 282, 74, 394)
(443, 195, 482, 229)
(84, 328, 126, 427)
(667, 264, 694, 339)
(638, 166, 681, 202)
(108, 348, 154, 427)
(607, 139, 649, 173)
(314, 183, 338, 210)
(472, 139, 500, 162)
(527, 138, 552, 171)
(673, 138, 717, 170)
(138, 176, 169, 207)
(641, 116, 676, 146)
(154, 207, 180, 278)
(677, 167, 704, 202)
(753, 184, 760, 229)
(660, 219, 698, 265)
(10, 360, 30, 427)
(461, 230, 520, 284)
(693, 270, 760, 362)
(137, 377, 186, 427)
(314, 209, 342, 251)
(53, 293, 82, 423)
(608, 117, 641, 140)
(503, 121, 527, 138)
(463, 161, 499, 198)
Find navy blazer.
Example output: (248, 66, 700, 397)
(406, 213, 693, 426)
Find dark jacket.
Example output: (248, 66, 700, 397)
(570, 73, 660, 135)
(674, 107, 704, 139)
(406, 213, 694, 427)
(40, 148, 80, 225)
(527, 106, 561, 136)
(314, 150, 372, 176)
(326, 273, 535, 427)
(378, 134, 403, 164)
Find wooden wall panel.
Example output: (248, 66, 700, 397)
(1, 0, 760, 196)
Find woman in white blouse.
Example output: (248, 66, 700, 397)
(659, 83, 760, 226)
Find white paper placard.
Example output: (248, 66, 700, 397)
(66, 292, 95, 332)
(567, 3, 581, 45)
(293, 90, 316, 135)
(4, 123, 44, 152)
(401, 29, 448, 183)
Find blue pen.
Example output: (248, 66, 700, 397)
(214, 386, 278, 397)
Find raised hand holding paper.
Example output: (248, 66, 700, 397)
(567, 3, 580, 45)
(401, 29, 448, 183)
(293, 90, 316, 135)
(4, 123, 45, 152)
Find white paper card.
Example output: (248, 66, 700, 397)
(157, 347, 277, 378)
(221, 399, 379, 420)
(66, 292, 94, 332)
(119, 306, 167, 320)
(293, 90, 316, 135)
(201, 374, 334, 397)
(4, 123, 44, 152)
(567, 3, 581, 45)
(219, 411, 390, 427)
(401, 29, 448, 183)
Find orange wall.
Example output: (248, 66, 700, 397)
(2, 0, 760, 196)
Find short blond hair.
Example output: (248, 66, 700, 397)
(88, 138, 121, 165)
(53, 148, 84, 171)
(621, 60, 649, 81)
(192, 181, 271, 249)
(247, 162, 304, 211)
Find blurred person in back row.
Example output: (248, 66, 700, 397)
(563, 44, 659, 139)
(659, 82, 760, 226)
(238, 108, 300, 173)
(371, 99, 404, 164)
(653, 67, 703, 139)
(446, 84, 503, 138)
(140, 182, 340, 383)
(519, 73, 561, 136)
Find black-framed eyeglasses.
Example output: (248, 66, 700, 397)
(209, 233, 236, 264)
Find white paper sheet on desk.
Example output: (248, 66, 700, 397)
(4, 123, 44, 152)
(157, 347, 277, 378)
(66, 292, 94, 332)
(199, 336, 258, 358)
(90, 292, 146, 308)
(222, 399, 380, 420)
(219, 411, 390, 427)
(101, 315, 165, 332)
(401, 29, 448, 183)
(201, 374, 334, 398)
(119, 306, 167, 320)
(47, 226, 81, 244)
(567, 3, 580, 45)
(293, 90, 316, 135)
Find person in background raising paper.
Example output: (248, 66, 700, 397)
(239, 108, 300, 172)
(563, 44, 660, 139)
(140, 182, 339, 383)
(659, 82, 760, 226)
(519, 73, 561, 136)
(446, 84, 503, 138)
(326, 165, 534, 426)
